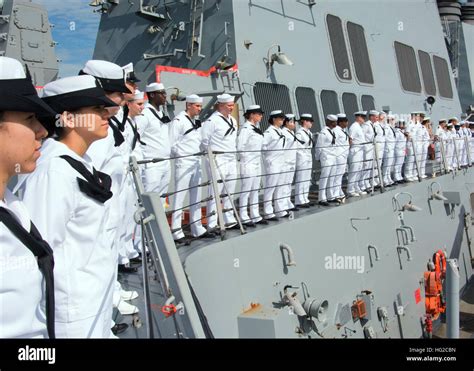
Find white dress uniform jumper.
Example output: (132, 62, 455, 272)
(20, 140, 115, 338)
(333, 124, 350, 199)
(136, 102, 172, 203)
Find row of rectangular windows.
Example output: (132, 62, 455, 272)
(253, 82, 375, 133)
(326, 14, 453, 99)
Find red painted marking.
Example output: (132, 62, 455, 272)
(414, 288, 421, 304)
(155, 64, 238, 83)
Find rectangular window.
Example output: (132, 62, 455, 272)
(295, 87, 321, 132)
(347, 22, 374, 84)
(361, 95, 376, 112)
(326, 14, 352, 81)
(433, 56, 453, 99)
(342, 93, 359, 123)
(394, 41, 422, 93)
(320, 90, 340, 119)
(418, 50, 437, 96)
(253, 82, 292, 131)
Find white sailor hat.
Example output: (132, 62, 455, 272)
(285, 113, 295, 120)
(422, 116, 430, 122)
(439, 118, 447, 123)
(0, 57, 56, 118)
(447, 122, 454, 127)
(326, 114, 338, 121)
(217, 93, 235, 103)
(268, 110, 285, 123)
(245, 105, 264, 115)
(133, 89, 145, 100)
(410, 111, 420, 115)
(80, 60, 131, 94)
(378, 110, 386, 115)
(354, 111, 367, 117)
(419, 111, 426, 116)
(122, 62, 140, 83)
(368, 110, 379, 116)
(186, 94, 203, 104)
(299, 113, 314, 122)
(387, 114, 395, 119)
(146, 82, 166, 93)
(42, 75, 118, 113)
(449, 116, 459, 122)
(337, 113, 348, 120)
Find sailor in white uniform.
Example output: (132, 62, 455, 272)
(294, 114, 314, 207)
(373, 111, 386, 186)
(201, 94, 239, 230)
(454, 122, 463, 169)
(393, 120, 407, 183)
(347, 111, 367, 196)
(0, 57, 57, 339)
(405, 112, 421, 181)
(445, 121, 455, 171)
(237, 105, 266, 226)
(18, 75, 119, 338)
(460, 121, 470, 167)
(280, 113, 302, 214)
(262, 110, 286, 220)
(361, 110, 378, 190)
(382, 114, 396, 186)
(79, 61, 138, 327)
(419, 117, 431, 178)
(435, 119, 448, 173)
(333, 113, 350, 202)
(315, 115, 338, 206)
(136, 83, 171, 205)
(170, 94, 215, 242)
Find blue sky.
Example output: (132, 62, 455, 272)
(37, 0, 100, 77)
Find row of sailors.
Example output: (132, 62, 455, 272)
(2, 52, 472, 339)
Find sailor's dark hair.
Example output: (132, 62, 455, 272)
(0, 111, 4, 123)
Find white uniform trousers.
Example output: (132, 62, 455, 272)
(333, 155, 347, 198)
(295, 157, 312, 205)
(363, 144, 375, 190)
(382, 147, 395, 184)
(419, 142, 430, 177)
(281, 161, 296, 212)
(373, 142, 385, 186)
(143, 161, 171, 206)
(405, 141, 417, 179)
(347, 147, 364, 194)
(171, 158, 207, 239)
(263, 160, 286, 218)
(319, 153, 337, 201)
(205, 155, 238, 229)
(117, 172, 140, 265)
(461, 138, 469, 166)
(445, 141, 454, 170)
(238, 161, 263, 223)
(393, 150, 405, 181)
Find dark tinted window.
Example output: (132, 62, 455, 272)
(342, 93, 359, 123)
(295, 87, 321, 132)
(253, 82, 292, 131)
(326, 14, 352, 81)
(361, 95, 376, 111)
(320, 90, 340, 118)
(418, 50, 437, 96)
(394, 41, 422, 93)
(433, 56, 453, 99)
(347, 22, 374, 84)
